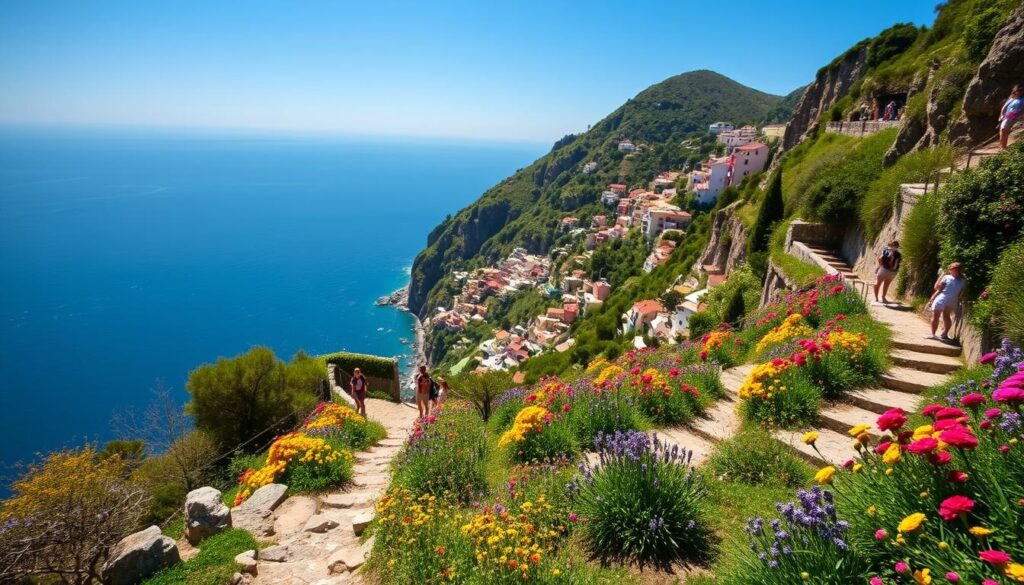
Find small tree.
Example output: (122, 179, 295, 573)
(748, 170, 784, 255)
(0, 447, 150, 585)
(186, 346, 322, 449)
(660, 289, 684, 310)
(722, 287, 747, 326)
(450, 370, 515, 422)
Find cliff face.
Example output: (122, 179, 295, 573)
(782, 46, 868, 150)
(697, 201, 749, 276)
(949, 3, 1024, 147)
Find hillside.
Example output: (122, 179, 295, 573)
(408, 70, 786, 319)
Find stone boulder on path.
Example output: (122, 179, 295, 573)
(101, 525, 180, 585)
(184, 486, 232, 544)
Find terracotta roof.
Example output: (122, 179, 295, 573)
(632, 300, 664, 314)
(708, 274, 728, 287)
(736, 142, 767, 151)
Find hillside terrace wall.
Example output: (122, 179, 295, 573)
(825, 120, 901, 137)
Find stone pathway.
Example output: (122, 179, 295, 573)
(242, 398, 418, 585)
(773, 248, 963, 466)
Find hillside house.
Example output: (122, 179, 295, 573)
(621, 299, 664, 334)
(761, 124, 787, 139)
(617, 140, 636, 152)
(717, 125, 759, 152)
(559, 217, 579, 232)
(708, 122, 734, 134)
(609, 183, 628, 195)
(642, 205, 691, 238)
(601, 190, 621, 206)
(730, 142, 769, 183)
(582, 161, 598, 174)
(690, 157, 731, 205)
(643, 239, 678, 272)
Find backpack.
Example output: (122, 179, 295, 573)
(882, 249, 900, 271)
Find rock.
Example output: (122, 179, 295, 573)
(101, 526, 180, 585)
(304, 514, 340, 533)
(350, 510, 374, 536)
(783, 44, 868, 150)
(321, 492, 374, 509)
(233, 483, 288, 538)
(231, 572, 244, 585)
(184, 486, 232, 544)
(950, 3, 1024, 146)
(327, 544, 370, 574)
(234, 550, 257, 575)
(273, 495, 318, 538)
(258, 544, 293, 563)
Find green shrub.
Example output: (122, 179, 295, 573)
(392, 401, 488, 501)
(900, 190, 941, 296)
(801, 129, 897, 224)
(985, 239, 1024, 346)
(281, 445, 354, 495)
(687, 311, 718, 340)
(569, 389, 649, 446)
(708, 428, 812, 487)
(319, 351, 397, 379)
(141, 529, 259, 585)
(964, 6, 1008, 62)
(507, 416, 579, 464)
(748, 171, 784, 254)
(741, 373, 821, 428)
(866, 23, 919, 68)
(937, 142, 1024, 297)
(860, 146, 953, 242)
(568, 431, 710, 566)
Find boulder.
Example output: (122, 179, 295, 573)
(184, 486, 232, 544)
(272, 495, 318, 537)
(350, 510, 374, 536)
(326, 544, 369, 574)
(234, 550, 258, 575)
(236, 483, 288, 514)
(257, 544, 293, 563)
(233, 483, 288, 538)
(101, 526, 180, 585)
(304, 514, 340, 533)
(321, 492, 374, 509)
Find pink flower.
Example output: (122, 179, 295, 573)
(939, 428, 978, 449)
(922, 404, 943, 418)
(874, 529, 887, 540)
(980, 420, 992, 429)
(936, 407, 966, 420)
(946, 572, 959, 582)
(947, 470, 968, 483)
(993, 387, 1024, 404)
(960, 393, 986, 407)
(985, 408, 1003, 419)
(630, 367, 641, 375)
(870, 578, 884, 585)
(984, 580, 999, 585)
(979, 550, 1011, 565)
(907, 437, 938, 455)
(877, 408, 907, 432)
(927, 450, 952, 466)
(874, 440, 892, 454)
(568, 513, 578, 522)
(999, 444, 1010, 453)
(980, 352, 998, 364)
(938, 495, 974, 521)
(933, 418, 963, 431)
(895, 561, 909, 574)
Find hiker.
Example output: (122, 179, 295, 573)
(884, 100, 897, 121)
(998, 85, 1022, 149)
(926, 262, 966, 342)
(349, 368, 368, 417)
(436, 378, 449, 406)
(415, 365, 433, 418)
(873, 241, 902, 305)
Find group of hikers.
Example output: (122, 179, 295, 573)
(873, 241, 966, 343)
(345, 364, 448, 418)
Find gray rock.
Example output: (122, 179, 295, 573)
(234, 550, 258, 575)
(231, 572, 244, 585)
(235, 483, 288, 514)
(327, 546, 367, 573)
(184, 486, 232, 544)
(258, 544, 292, 563)
(321, 492, 374, 509)
(350, 510, 374, 536)
(101, 526, 180, 585)
(233, 483, 288, 538)
(303, 514, 340, 533)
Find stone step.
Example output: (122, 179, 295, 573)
(847, 387, 921, 415)
(774, 427, 851, 467)
(890, 348, 961, 375)
(892, 338, 962, 357)
(880, 366, 948, 394)
(689, 397, 741, 443)
(655, 427, 716, 467)
(819, 403, 882, 439)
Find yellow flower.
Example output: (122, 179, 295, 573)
(898, 513, 926, 533)
(1004, 563, 1024, 582)
(883, 443, 902, 465)
(867, 505, 877, 516)
(912, 425, 934, 440)
(848, 424, 870, 437)
(853, 464, 863, 473)
(802, 431, 818, 445)
(938, 541, 949, 551)
(801, 572, 810, 580)
(551, 568, 561, 576)
(969, 526, 993, 537)
(815, 466, 837, 484)
(914, 568, 932, 584)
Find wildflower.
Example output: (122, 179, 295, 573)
(938, 541, 949, 550)
(927, 451, 951, 466)
(960, 393, 986, 407)
(993, 386, 1024, 404)
(870, 578, 884, 585)
(948, 470, 968, 483)
(980, 550, 1012, 565)
(848, 424, 871, 437)
(802, 431, 818, 445)
(939, 428, 978, 449)
(882, 443, 902, 465)
(801, 572, 809, 580)
(895, 561, 909, 573)
(980, 352, 998, 364)
(907, 438, 939, 455)
(913, 568, 931, 584)
(986, 408, 1003, 418)
(814, 466, 836, 484)
(898, 513, 925, 533)
(946, 572, 959, 582)
(874, 529, 887, 540)
(1004, 563, 1024, 581)
(877, 408, 907, 432)
(921, 404, 943, 418)
(970, 526, 993, 537)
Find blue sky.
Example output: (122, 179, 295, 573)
(0, 1, 937, 142)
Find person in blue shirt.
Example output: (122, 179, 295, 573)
(998, 85, 1022, 149)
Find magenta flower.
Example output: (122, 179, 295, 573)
(935, 407, 966, 420)
(921, 404, 943, 418)
(870, 578, 884, 585)
(907, 437, 938, 455)
(874, 529, 887, 540)
(979, 549, 1011, 565)
(927, 450, 951, 466)
(993, 386, 1024, 404)
(895, 561, 909, 574)
(947, 470, 968, 483)
(939, 428, 978, 449)
(979, 352, 998, 364)
(938, 495, 974, 521)
(960, 393, 985, 407)
(985, 408, 1002, 419)
(946, 572, 959, 582)
(999, 444, 1010, 453)
(877, 408, 907, 432)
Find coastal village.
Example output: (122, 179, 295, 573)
(423, 122, 773, 375)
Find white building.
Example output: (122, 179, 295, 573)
(708, 122, 734, 135)
(731, 142, 770, 184)
(582, 161, 598, 174)
(617, 140, 636, 152)
(717, 125, 759, 152)
(690, 157, 731, 206)
(641, 205, 691, 239)
(601, 190, 621, 206)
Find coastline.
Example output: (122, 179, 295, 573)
(379, 284, 427, 397)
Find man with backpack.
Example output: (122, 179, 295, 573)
(874, 240, 902, 305)
(414, 364, 433, 418)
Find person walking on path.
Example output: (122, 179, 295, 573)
(349, 368, 368, 417)
(998, 85, 1022, 149)
(436, 378, 449, 406)
(926, 262, 966, 342)
(873, 241, 902, 305)
(415, 365, 433, 418)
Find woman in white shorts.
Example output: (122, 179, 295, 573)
(926, 262, 966, 341)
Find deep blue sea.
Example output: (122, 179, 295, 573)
(0, 127, 543, 483)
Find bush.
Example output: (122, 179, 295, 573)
(141, 529, 259, 585)
(748, 171, 784, 254)
(937, 142, 1024, 297)
(392, 401, 488, 501)
(801, 129, 896, 223)
(320, 351, 396, 379)
(708, 428, 812, 487)
(186, 347, 322, 449)
(568, 388, 649, 445)
(900, 190, 942, 296)
(740, 371, 821, 428)
(866, 23, 919, 68)
(451, 370, 517, 422)
(687, 311, 718, 340)
(964, 6, 1007, 62)
(234, 432, 354, 504)
(305, 401, 387, 451)
(568, 431, 710, 566)
(626, 363, 725, 425)
(860, 146, 953, 242)
(985, 239, 1024, 346)
(500, 405, 579, 463)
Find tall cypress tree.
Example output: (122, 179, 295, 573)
(748, 170, 785, 254)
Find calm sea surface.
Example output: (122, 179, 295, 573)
(0, 127, 543, 482)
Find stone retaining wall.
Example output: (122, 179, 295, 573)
(825, 120, 901, 137)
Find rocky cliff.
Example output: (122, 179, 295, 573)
(782, 46, 868, 150)
(697, 201, 749, 276)
(949, 3, 1024, 147)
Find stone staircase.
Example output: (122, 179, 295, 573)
(772, 250, 964, 467)
(657, 364, 751, 465)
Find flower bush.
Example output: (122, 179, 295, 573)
(567, 384, 649, 445)
(393, 402, 489, 502)
(627, 363, 724, 425)
(499, 402, 578, 463)
(698, 328, 747, 367)
(567, 431, 710, 566)
(234, 431, 353, 504)
(302, 401, 387, 450)
(756, 313, 814, 355)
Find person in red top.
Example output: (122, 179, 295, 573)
(414, 365, 433, 418)
(349, 368, 368, 417)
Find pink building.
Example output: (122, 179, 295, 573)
(592, 280, 611, 301)
(730, 142, 769, 184)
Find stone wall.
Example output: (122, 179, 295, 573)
(824, 120, 901, 137)
(328, 363, 401, 402)
(697, 201, 750, 276)
(842, 183, 928, 282)
(785, 219, 844, 250)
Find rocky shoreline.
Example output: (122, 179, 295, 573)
(378, 285, 427, 396)
(374, 286, 409, 310)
